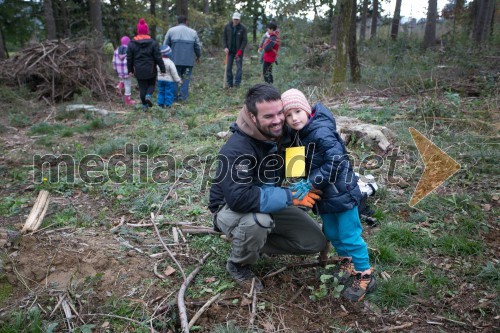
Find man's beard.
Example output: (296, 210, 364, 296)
(255, 118, 283, 140)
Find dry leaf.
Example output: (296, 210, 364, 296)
(481, 204, 491, 211)
(261, 321, 275, 331)
(204, 277, 217, 283)
(101, 321, 110, 328)
(240, 297, 252, 307)
(164, 266, 176, 276)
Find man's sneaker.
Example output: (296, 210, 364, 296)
(142, 104, 149, 112)
(145, 94, 153, 107)
(226, 261, 263, 292)
(335, 257, 355, 284)
(342, 269, 377, 302)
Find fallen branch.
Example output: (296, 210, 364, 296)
(378, 322, 413, 332)
(248, 288, 258, 329)
(22, 190, 50, 233)
(150, 173, 186, 280)
(178, 252, 211, 333)
(188, 293, 221, 329)
(262, 257, 341, 279)
(180, 228, 221, 235)
(435, 315, 467, 326)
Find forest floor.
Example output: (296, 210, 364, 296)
(0, 44, 499, 332)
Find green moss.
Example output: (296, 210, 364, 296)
(0, 277, 14, 303)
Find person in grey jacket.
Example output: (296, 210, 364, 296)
(163, 15, 201, 102)
(223, 12, 247, 88)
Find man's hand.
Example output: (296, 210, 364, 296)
(196, 57, 201, 64)
(292, 191, 321, 208)
(290, 179, 312, 200)
(224, 48, 229, 54)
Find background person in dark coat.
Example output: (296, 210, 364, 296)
(127, 18, 166, 111)
(222, 12, 248, 88)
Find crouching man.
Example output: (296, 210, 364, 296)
(208, 83, 326, 291)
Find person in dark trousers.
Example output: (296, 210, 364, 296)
(127, 18, 166, 111)
(222, 12, 248, 88)
(208, 83, 327, 291)
(260, 22, 280, 84)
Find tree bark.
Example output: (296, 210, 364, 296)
(331, 15, 339, 46)
(423, 0, 438, 49)
(150, 0, 157, 40)
(176, 0, 188, 17)
(44, 0, 57, 40)
(203, 0, 209, 13)
(360, 0, 369, 41)
(332, 0, 351, 84)
(472, 0, 495, 43)
(371, 0, 378, 39)
(349, 0, 361, 82)
(0, 28, 6, 59)
(89, 0, 104, 48)
(390, 0, 402, 40)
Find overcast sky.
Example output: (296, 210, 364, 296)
(385, 0, 451, 19)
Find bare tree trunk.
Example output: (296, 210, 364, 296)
(176, 0, 188, 17)
(472, 0, 495, 42)
(0, 28, 6, 60)
(89, 0, 104, 48)
(332, 0, 351, 84)
(44, 0, 57, 40)
(360, 0, 368, 41)
(150, 0, 157, 39)
(203, 0, 209, 13)
(371, 0, 378, 39)
(423, 0, 438, 49)
(331, 15, 339, 46)
(390, 0, 402, 40)
(349, 0, 361, 82)
(162, 0, 169, 22)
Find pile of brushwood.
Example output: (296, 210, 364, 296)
(0, 39, 113, 103)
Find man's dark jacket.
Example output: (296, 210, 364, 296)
(209, 109, 293, 214)
(222, 22, 248, 55)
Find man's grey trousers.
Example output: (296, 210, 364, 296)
(215, 205, 327, 265)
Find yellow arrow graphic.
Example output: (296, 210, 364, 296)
(409, 127, 461, 207)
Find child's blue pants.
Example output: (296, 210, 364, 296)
(321, 206, 370, 271)
(157, 81, 175, 106)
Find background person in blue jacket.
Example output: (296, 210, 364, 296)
(208, 83, 327, 291)
(163, 15, 201, 102)
(222, 12, 247, 88)
(281, 88, 376, 302)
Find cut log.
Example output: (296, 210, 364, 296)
(65, 104, 109, 116)
(22, 190, 50, 233)
(335, 116, 395, 153)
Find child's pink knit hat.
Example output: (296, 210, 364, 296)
(281, 89, 311, 116)
(137, 18, 149, 35)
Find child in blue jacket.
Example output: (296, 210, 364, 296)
(282, 88, 376, 302)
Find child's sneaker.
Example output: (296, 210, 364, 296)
(342, 269, 377, 302)
(335, 257, 355, 284)
(145, 94, 153, 107)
